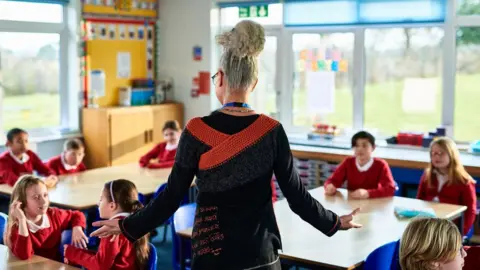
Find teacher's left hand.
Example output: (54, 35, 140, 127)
(90, 220, 121, 240)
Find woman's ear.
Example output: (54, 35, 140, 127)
(431, 261, 440, 269)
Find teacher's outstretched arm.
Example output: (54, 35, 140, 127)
(91, 130, 202, 242)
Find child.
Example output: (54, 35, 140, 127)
(417, 137, 477, 235)
(324, 131, 396, 199)
(64, 179, 150, 269)
(46, 138, 87, 176)
(0, 128, 57, 187)
(4, 175, 88, 261)
(139, 120, 181, 169)
(400, 217, 480, 270)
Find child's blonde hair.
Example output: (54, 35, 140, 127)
(425, 137, 473, 187)
(3, 175, 46, 248)
(400, 218, 462, 270)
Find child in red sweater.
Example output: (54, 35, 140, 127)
(4, 175, 88, 261)
(0, 128, 57, 187)
(46, 138, 87, 176)
(139, 120, 181, 169)
(417, 137, 477, 235)
(64, 179, 150, 270)
(324, 131, 396, 199)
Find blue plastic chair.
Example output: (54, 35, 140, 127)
(0, 213, 8, 245)
(364, 240, 401, 270)
(172, 203, 196, 270)
(147, 242, 158, 270)
(59, 229, 72, 260)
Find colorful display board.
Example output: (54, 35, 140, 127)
(297, 48, 348, 73)
(82, 0, 157, 18)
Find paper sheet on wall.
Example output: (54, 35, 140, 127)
(306, 71, 335, 114)
(117, 52, 131, 79)
(402, 78, 437, 113)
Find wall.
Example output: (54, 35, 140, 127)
(157, 0, 217, 123)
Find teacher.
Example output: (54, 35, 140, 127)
(91, 20, 361, 270)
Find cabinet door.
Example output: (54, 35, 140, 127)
(152, 104, 184, 143)
(109, 108, 154, 166)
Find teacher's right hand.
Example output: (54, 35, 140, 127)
(339, 208, 362, 230)
(90, 220, 121, 241)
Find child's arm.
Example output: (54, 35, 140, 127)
(416, 173, 428, 200)
(0, 159, 20, 186)
(324, 159, 349, 188)
(65, 236, 121, 269)
(146, 160, 175, 169)
(78, 162, 87, 172)
(30, 152, 55, 177)
(44, 159, 59, 176)
(366, 161, 396, 198)
(461, 182, 477, 235)
(10, 222, 34, 260)
(54, 208, 87, 231)
(139, 143, 163, 167)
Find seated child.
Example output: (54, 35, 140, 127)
(0, 128, 57, 187)
(324, 131, 396, 199)
(417, 137, 476, 235)
(4, 175, 88, 261)
(400, 217, 479, 270)
(46, 138, 87, 175)
(64, 179, 150, 269)
(139, 120, 181, 169)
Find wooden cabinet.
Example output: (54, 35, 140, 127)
(82, 103, 184, 169)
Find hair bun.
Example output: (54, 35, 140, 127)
(216, 20, 265, 58)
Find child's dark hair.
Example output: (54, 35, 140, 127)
(351, 131, 375, 148)
(103, 179, 150, 269)
(6, 128, 27, 142)
(63, 138, 84, 151)
(162, 120, 181, 132)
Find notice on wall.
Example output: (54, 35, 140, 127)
(402, 78, 437, 113)
(117, 52, 131, 79)
(306, 71, 335, 114)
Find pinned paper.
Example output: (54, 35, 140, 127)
(137, 25, 145, 40)
(300, 50, 308, 60)
(332, 50, 341, 61)
(306, 71, 335, 114)
(297, 60, 305, 72)
(99, 24, 107, 39)
(402, 78, 438, 113)
(325, 60, 332, 71)
(128, 25, 136, 40)
(317, 60, 326, 71)
(117, 52, 131, 79)
(108, 24, 116, 40)
(331, 61, 339, 72)
(339, 60, 348, 72)
(325, 48, 332, 60)
(311, 61, 318, 71)
(118, 24, 126, 40)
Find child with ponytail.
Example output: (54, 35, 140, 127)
(64, 179, 150, 270)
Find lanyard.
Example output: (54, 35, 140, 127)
(222, 102, 251, 109)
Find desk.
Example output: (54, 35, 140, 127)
(177, 187, 466, 269)
(0, 163, 171, 210)
(0, 244, 78, 269)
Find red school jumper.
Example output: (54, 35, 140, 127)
(65, 216, 137, 270)
(139, 142, 177, 169)
(416, 172, 477, 235)
(10, 207, 86, 261)
(0, 150, 54, 186)
(324, 157, 396, 198)
(45, 155, 87, 176)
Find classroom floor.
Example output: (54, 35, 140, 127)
(151, 226, 173, 269)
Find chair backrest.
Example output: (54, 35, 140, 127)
(147, 242, 158, 270)
(59, 229, 72, 260)
(171, 203, 196, 270)
(0, 213, 8, 245)
(364, 240, 401, 270)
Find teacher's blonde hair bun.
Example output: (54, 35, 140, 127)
(216, 20, 265, 58)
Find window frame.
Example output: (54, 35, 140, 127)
(215, 0, 480, 142)
(0, 1, 79, 136)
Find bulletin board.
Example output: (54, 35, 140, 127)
(297, 48, 348, 73)
(82, 0, 157, 18)
(81, 18, 156, 107)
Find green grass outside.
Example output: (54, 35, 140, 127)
(2, 73, 479, 141)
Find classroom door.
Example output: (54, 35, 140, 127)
(251, 34, 279, 118)
(291, 32, 355, 130)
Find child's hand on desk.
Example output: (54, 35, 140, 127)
(44, 175, 58, 188)
(72, 226, 89, 249)
(350, 189, 369, 199)
(339, 208, 362, 230)
(324, 184, 337, 195)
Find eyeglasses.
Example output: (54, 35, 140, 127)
(211, 72, 219, 85)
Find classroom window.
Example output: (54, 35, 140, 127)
(364, 27, 444, 136)
(220, 3, 283, 27)
(0, 32, 61, 131)
(0, 1, 62, 23)
(292, 33, 354, 129)
(455, 27, 480, 142)
(457, 0, 480, 15)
